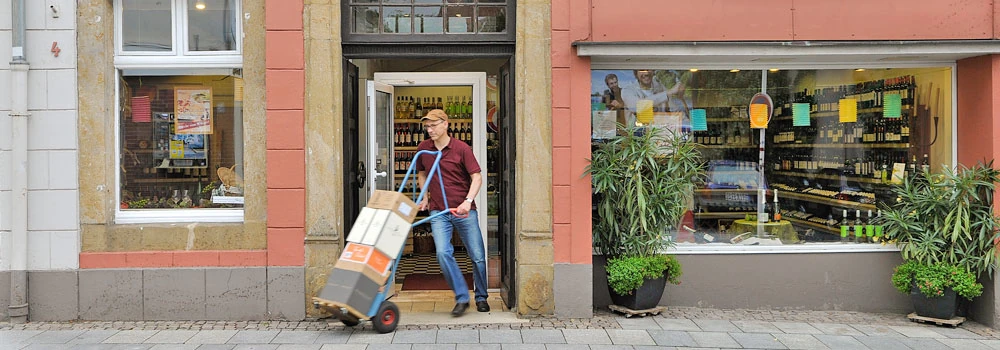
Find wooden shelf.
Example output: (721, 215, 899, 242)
(693, 212, 750, 219)
(695, 144, 758, 149)
(395, 146, 419, 151)
(705, 117, 748, 123)
(695, 189, 760, 194)
(772, 107, 912, 121)
(771, 143, 909, 149)
(778, 191, 876, 211)
(772, 170, 886, 185)
(132, 178, 209, 184)
(785, 217, 839, 235)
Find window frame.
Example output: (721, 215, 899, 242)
(113, 0, 245, 224)
(341, 0, 515, 44)
(114, 0, 243, 68)
(588, 62, 958, 254)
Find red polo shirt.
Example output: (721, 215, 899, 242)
(415, 137, 481, 211)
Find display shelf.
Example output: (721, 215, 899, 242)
(771, 143, 910, 149)
(785, 217, 839, 235)
(132, 178, 209, 184)
(395, 118, 423, 123)
(693, 212, 750, 219)
(395, 146, 419, 151)
(779, 190, 877, 211)
(772, 170, 886, 185)
(772, 107, 910, 121)
(696, 144, 758, 149)
(695, 189, 759, 194)
(706, 117, 748, 122)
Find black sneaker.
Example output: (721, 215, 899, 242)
(451, 302, 469, 317)
(476, 301, 490, 312)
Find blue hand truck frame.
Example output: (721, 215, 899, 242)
(316, 150, 452, 333)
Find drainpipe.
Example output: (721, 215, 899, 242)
(9, 0, 30, 323)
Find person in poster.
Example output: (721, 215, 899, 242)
(600, 73, 626, 127)
(620, 69, 689, 127)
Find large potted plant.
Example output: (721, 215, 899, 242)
(878, 161, 1000, 319)
(585, 124, 704, 310)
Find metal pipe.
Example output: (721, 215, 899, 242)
(9, 0, 30, 323)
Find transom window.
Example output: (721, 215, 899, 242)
(345, 0, 512, 42)
(115, 0, 242, 67)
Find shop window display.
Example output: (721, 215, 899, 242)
(118, 74, 244, 210)
(591, 68, 953, 246)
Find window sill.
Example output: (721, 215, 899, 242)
(669, 243, 901, 255)
(115, 209, 244, 224)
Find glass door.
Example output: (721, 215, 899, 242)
(367, 81, 396, 197)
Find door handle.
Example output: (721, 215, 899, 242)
(375, 171, 388, 179)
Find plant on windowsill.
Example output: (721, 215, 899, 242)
(585, 124, 704, 311)
(876, 161, 1000, 320)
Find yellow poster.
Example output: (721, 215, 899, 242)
(749, 103, 769, 128)
(174, 87, 214, 134)
(636, 99, 654, 124)
(169, 140, 185, 159)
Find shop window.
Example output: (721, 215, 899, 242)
(590, 67, 953, 248)
(115, 0, 244, 223)
(344, 0, 512, 42)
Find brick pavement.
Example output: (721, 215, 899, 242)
(3, 307, 1000, 349)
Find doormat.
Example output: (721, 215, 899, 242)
(401, 273, 473, 291)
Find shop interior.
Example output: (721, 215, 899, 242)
(591, 67, 954, 246)
(352, 58, 509, 301)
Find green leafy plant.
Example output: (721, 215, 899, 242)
(585, 124, 703, 295)
(585, 124, 705, 257)
(876, 161, 1000, 279)
(891, 260, 982, 300)
(606, 255, 682, 295)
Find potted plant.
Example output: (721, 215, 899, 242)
(877, 161, 1000, 319)
(585, 124, 704, 310)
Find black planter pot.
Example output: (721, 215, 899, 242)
(609, 275, 666, 310)
(910, 287, 957, 320)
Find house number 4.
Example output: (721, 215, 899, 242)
(51, 42, 61, 57)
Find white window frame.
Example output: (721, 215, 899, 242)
(114, 0, 243, 69)
(113, 1, 245, 224)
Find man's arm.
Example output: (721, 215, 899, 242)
(455, 172, 482, 216)
(417, 170, 429, 211)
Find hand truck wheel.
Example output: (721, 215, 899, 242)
(372, 301, 400, 333)
(339, 315, 360, 327)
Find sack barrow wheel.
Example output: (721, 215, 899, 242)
(372, 301, 400, 333)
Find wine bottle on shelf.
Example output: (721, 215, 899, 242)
(865, 209, 875, 239)
(840, 209, 850, 242)
(854, 209, 865, 243)
(772, 189, 781, 221)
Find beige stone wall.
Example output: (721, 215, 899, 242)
(514, 0, 554, 316)
(77, 0, 267, 252)
(302, 0, 344, 318)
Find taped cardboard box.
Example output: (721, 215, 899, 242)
(367, 190, 419, 223)
(316, 267, 380, 317)
(346, 208, 384, 245)
(338, 242, 393, 284)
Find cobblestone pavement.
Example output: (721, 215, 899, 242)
(3, 307, 1000, 349)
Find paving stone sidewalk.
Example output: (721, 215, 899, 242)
(3, 307, 1000, 349)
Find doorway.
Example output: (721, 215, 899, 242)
(343, 58, 517, 309)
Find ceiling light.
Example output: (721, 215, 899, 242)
(689, 68, 698, 72)
(194, 1, 206, 10)
(456, 14, 462, 17)
(730, 69, 740, 73)
(768, 68, 780, 72)
(855, 68, 866, 72)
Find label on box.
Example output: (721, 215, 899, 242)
(366, 248, 392, 275)
(341, 242, 373, 264)
(397, 202, 413, 217)
(362, 210, 389, 245)
(374, 213, 413, 259)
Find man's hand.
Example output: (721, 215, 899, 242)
(454, 201, 472, 217)
(418, 196, 429, 211)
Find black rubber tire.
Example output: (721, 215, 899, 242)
(372, 301, 400, 333)
(340, 315, 360, 327)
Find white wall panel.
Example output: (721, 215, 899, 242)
(26, 150, 48, 190)
(27, 231, 50, 270)
(27, 190, 77, 231)
(49, 230, 78, 269)
(27, 109, 76, 150)
(45, 69, 75, 110)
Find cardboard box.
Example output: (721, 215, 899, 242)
(317, 267, 380, 317)
(367, 190, 419, 223)
(346, 207, 378, 244)
(338, 243, 393, 284)
(372, 212, 412, 259)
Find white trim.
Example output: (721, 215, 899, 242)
(114, 55, 243, 69)
(669, 243, 901, 255)
(116, 209, 245, 224)
(114, 0, 179, 57)
(180, 0, 243, 56)
(575, 41, 1000, 62)
(115, 0, 242, 59)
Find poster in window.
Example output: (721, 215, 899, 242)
(174, 87, 213, 134)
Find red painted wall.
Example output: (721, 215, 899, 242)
(957, 56, 1000, 166)
(590, 0, 996, 42)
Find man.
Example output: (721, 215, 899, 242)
(621, 69, 687, 127)
(601, 73, 626, 126)
(415, 109, 489, 317)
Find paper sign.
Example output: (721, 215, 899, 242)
(883, 93, 902, 118)
(792, 103, 810, 127)
(592, 110, 617, 140)
(169, 140, 185, 159)
(749, 103, 769, 128)
(891, 162, 906, 184)
(839, 98, 858, 123)
(636, 99, 654, 124)
(691, 109, 707, 131)
(174, 87, 214, 134)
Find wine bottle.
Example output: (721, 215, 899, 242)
(854, 209, 864, 243)
(772, 189, 781, 221)
(840, 209, 850, 242)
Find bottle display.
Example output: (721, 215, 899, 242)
(690, 74, 925, 244)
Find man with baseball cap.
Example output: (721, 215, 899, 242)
(415, 109, 489, 316)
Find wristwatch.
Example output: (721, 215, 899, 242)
(465, 197, 473, 203)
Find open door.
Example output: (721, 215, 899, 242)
(498, 60, 516, 306)
(343, 60, 362, 230)
(365, 81, 396, 196)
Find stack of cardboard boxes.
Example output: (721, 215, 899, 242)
(315, 190, 419, 317)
